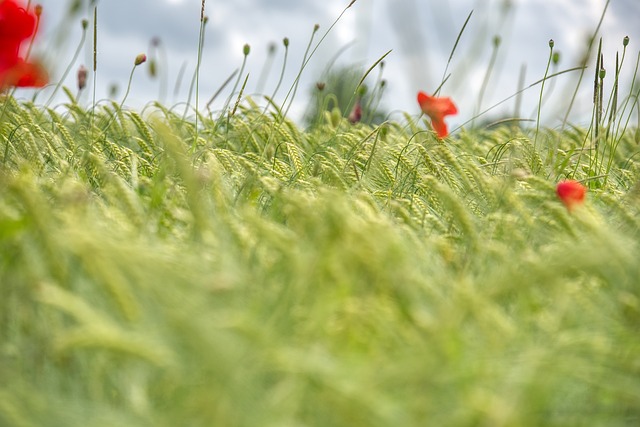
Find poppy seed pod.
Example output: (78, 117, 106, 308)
(599, 68, 606, 79)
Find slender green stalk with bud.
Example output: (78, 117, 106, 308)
(532, 38, 554, 171)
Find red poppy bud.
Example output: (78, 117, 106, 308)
(134, 53, 147, 66)
(77, 65, 87, 90)
(348, 98, 362, 124)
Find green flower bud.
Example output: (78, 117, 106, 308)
(148, 59, 157, 78)
(330, 107, 342, 127)
(378, 123, 389, 141)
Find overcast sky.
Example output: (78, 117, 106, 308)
(22, 0, 640, 129)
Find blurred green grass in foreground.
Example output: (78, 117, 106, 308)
(1, 95, 640, 426)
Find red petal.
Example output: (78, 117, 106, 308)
(417, 91, 457, 118)
(0, 60, 47, 89)
(0, 0, 37, 41)
(417, 90, 457, 138)
(417, 91, 429, 107)
(439, 98, 458, 115)
(431, 118, 449, 139)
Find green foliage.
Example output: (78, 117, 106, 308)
(1, 95, 640, 426)
(304, 65, 388, 128)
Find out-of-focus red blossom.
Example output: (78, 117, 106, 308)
(348, 98, 362, 124)
(77, 65, 87, 91)
(0, 0, 48, 90)
(556, 180, 587, 212)
(417, 91, 458, 138)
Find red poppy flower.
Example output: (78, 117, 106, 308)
(417, 91, 458, 138)
(0, 0, 48, 90)
(556, 180, 587, 212)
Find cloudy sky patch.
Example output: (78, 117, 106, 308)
(24, 0, 640, 128)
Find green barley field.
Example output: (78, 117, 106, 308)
(2, 1, 640, 426)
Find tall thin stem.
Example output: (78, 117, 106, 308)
(437, 10, 473, 96)
(474, 35, 501, 126)
(532, 39, 554, 171)
(91, 4, 98, 142)
(278, 1, 358, 121)
(45, 20, 88, 107)
(562, 0, 610, 127)
(190, 0, 207, 150)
